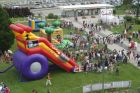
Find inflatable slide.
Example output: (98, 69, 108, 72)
(9, 23, 79, 80)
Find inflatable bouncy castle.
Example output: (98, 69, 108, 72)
(9, 23, 79, 80)
(39, 20, 73, 49)
(28, 18, 46, 31)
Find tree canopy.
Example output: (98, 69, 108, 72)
(45, 27, 54, 34)
(123, 0, 133, 5)
(52, 20, 61, 27)
(38, 22, 46, 28)
(0, 5, 14, 53)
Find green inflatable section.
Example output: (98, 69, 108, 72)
(56, 39, 73, 49)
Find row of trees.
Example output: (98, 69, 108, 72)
(4, 7, 32, 17)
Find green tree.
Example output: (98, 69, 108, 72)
(136, 0, 140, 17)
(47, 13, 54, 19)
(123, 0, 133, 5)
(45, 27, 54, 42)
(113, 9, 116, 15)
(38, 22, 46, 28)
(53, 15, 58, 19)
(52, 20, 61, 28)
(124, 16, 133, 22)
(0, 5, 14, 53)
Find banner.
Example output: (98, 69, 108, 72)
(100, 9, 113, 15)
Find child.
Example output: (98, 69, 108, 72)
(46, 73, 52, 86)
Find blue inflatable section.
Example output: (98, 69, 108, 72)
(13, 50, 49, 80)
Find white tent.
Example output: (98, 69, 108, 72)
(59, 4, 114, 10)
(100, 15, 123, 25)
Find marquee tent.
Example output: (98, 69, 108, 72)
(59, 4, 114, 10)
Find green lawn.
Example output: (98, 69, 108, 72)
(10, 17, 28, 25)
(115, 5, 133, 15)
(115, 7, 126, 15)
(0, 63, 140, 93)
(2, 17, 140, 93)
(111, 24, 140, 34)
(46, 19, 56, 25)
(10, 17, 27, 22)
(2, 34, 140, 93)
(110, 23, 140, 42)
(63, 28, 79, 35)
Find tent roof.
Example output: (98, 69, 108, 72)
(59, 4, 114, 10)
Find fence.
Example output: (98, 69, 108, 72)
(51, 81, 140, 93)
(83, 81, 131, 93)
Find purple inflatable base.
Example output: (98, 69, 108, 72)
(13, 50, 49, 80)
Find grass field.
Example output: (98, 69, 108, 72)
(110, 23, 140, 42)
(115, 5, 133, 15)
(0, 17, 139, 93)
(10, 17, 28, 25)
(111, 24, 140, 34)
(2, 34, 140, 93)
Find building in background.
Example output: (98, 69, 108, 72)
(0, 0, 123, 7)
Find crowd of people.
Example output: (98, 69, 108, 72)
(63, 38, 132, 73)
(82, 20, 104, 32)
(0, 50, 13, 64)
(60, 19, 140, 74)
(60, 20, 73, 29)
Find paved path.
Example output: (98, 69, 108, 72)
(62, 17, 140, 69)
